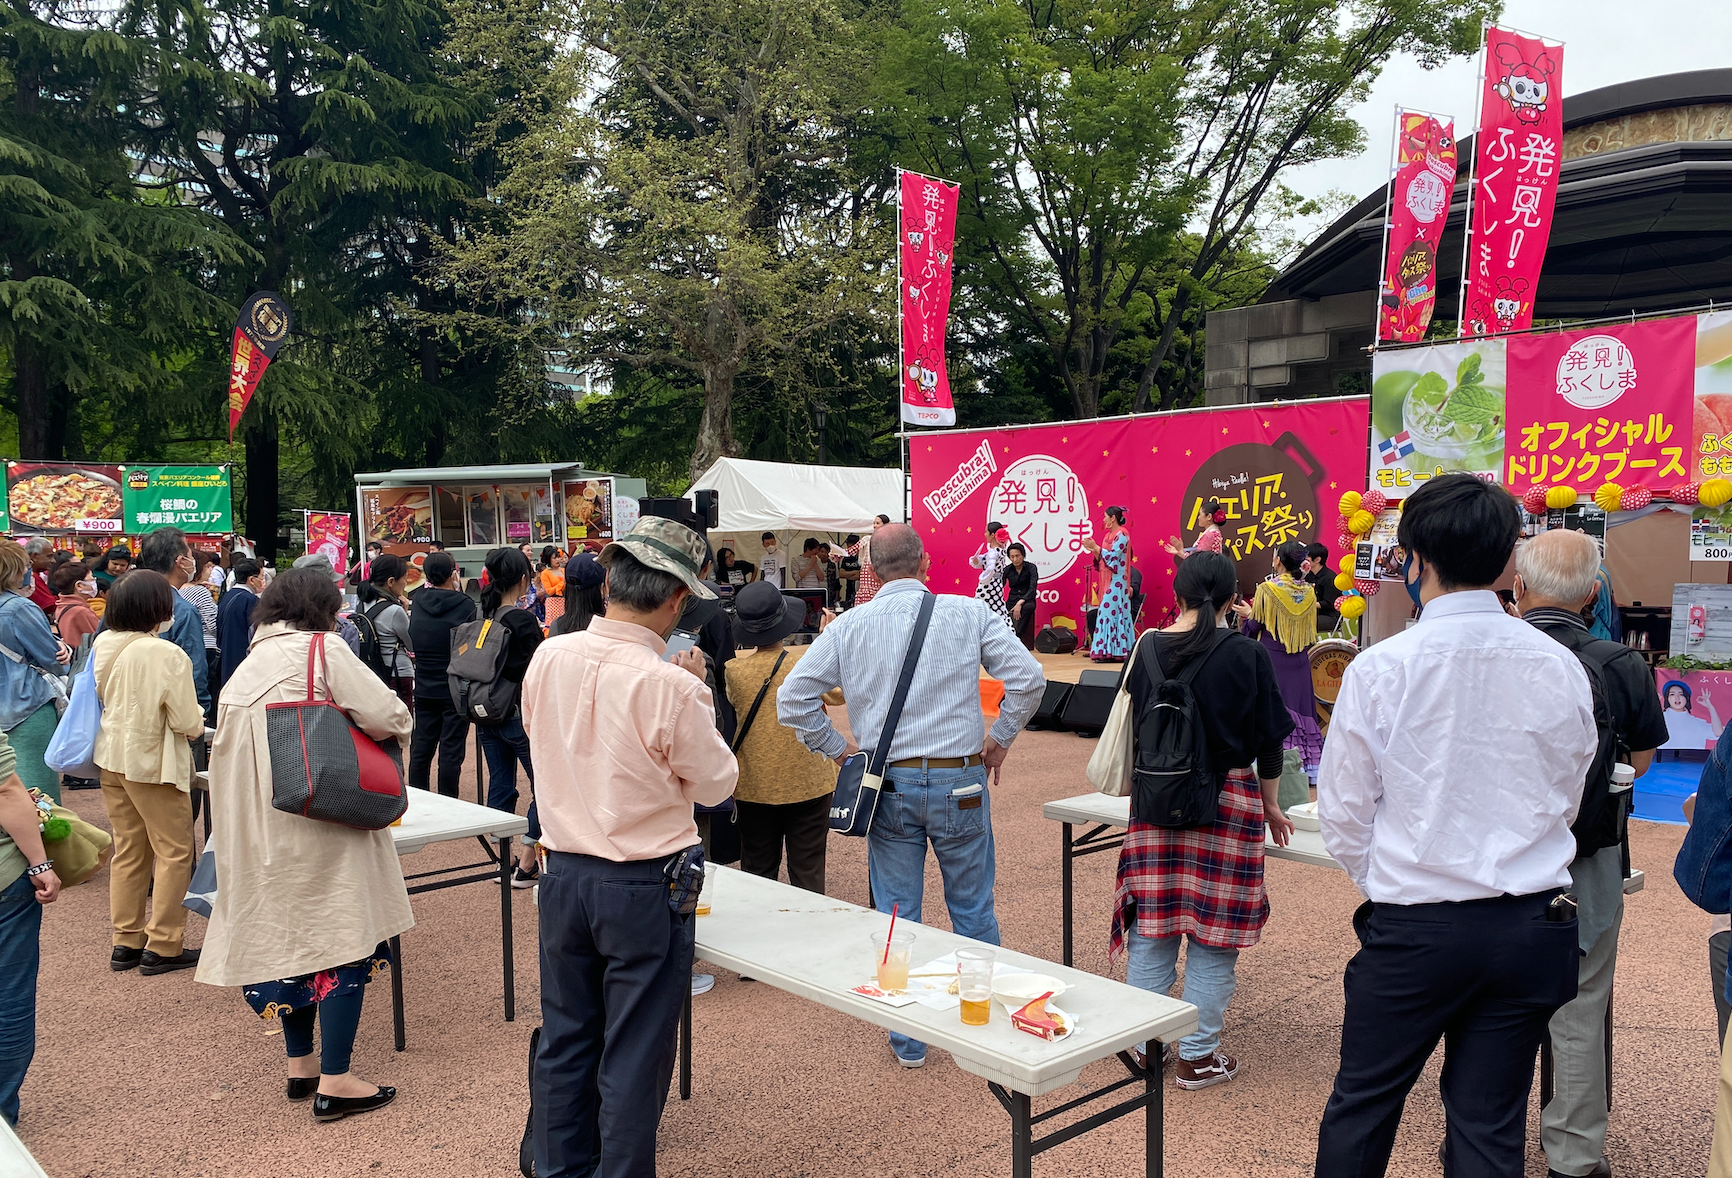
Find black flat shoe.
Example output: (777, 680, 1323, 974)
(287, 1078, 318, 1102)
(140, 947, 200, 975)
(110, 946, 143, 972)
(313, 1086, 397, 1122)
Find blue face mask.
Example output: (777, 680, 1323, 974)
(1402, 551, 1424, 608)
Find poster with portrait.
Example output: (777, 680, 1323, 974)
(1654, 667, 1732, 752)
(564, 479, 615, 541)
(304, 511, 351, 576)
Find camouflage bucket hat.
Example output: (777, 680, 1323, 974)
(601, 515, 716, 600)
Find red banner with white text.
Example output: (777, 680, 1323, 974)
(909, 399, 1370, 634)
(1463, 27, 1563, 336)
(1379, 111, 1458, 342)
(899, 170, 959, 428)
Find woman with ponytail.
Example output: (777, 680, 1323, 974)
(1108, 551, 1293, 1091)
(477, 548, 545, 887)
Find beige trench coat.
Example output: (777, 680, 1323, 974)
(196, 622, 415, 988)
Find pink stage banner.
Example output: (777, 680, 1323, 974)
(899, 169, 959, 428)
(1463, 27, 1563, 336)
(1379, 111, 1457, 342)
(909, 400, 1370, 634)
(1505, 317, 1694, 492)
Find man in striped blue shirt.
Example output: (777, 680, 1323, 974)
(779, 523, 1044, 1069)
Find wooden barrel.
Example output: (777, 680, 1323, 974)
(1310, 638, 1358, 737)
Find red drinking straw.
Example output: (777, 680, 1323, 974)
(883, 903, 899, 964)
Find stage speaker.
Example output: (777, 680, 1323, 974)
(1059, 668, 1123, 736)
(1024, 681, 1074, 731)
(1034, 625, 1078, 655)
(693, 489, 720, 530)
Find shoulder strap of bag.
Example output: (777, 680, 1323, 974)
(1147, 625, 1229, 687)
(305, 632, 331, 703)
(731, 649, 788, 753)
(867, 592, 936, 776)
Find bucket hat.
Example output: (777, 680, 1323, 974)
(730, 581, 806, 648)
(601, 516, 716, 600)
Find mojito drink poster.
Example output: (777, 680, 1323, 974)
(1504, 317, 1693, 493)
(910, 398, 1368, 632)
(1370, 340, 1506, 497)
(1378, 111, 1457, 343)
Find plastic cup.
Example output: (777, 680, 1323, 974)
(871, 931, 914, 991)
(957, 946, 995, 1025)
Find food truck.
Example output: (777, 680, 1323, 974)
(353, 462, 648, 590)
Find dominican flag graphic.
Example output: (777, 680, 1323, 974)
(1378, 432, 1416, 465)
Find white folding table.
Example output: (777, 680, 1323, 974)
(681, 866, 1198, 1178)
(0, 1115, 50, 1178)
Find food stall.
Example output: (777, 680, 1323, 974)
(352, 463, 648, 590)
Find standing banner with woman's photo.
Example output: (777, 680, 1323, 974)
(304, 511, 351, 576)
(1653, 669, 1731, 753)
(909, 398, 1370, 635)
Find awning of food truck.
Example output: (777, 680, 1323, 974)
(354, 463, 587, 486)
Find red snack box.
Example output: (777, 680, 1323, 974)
(1010, 992, 1063, 1040)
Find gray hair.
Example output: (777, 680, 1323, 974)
(602, 547, 685, 612)
(868, 523, 923, 580)
(22, 536, 53, 557)
(1515, 529, 1600, 606)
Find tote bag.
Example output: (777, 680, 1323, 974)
(1085, 630, 1152, 797)
(44, 655, 101, 779)
(266, 633, 408, 830)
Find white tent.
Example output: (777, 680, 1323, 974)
(686, 458, 902, 534)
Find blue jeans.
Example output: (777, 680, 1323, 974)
(867, 764, 998, 1060)
(0, 874, 42, 1125)
(479, 713, 539, 841)
(1126, 932, 1239, 1061)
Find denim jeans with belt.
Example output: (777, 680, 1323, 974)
(867, 763, 998, 1061)
(0, 873, 43, 1125)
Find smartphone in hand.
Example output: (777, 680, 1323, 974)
(662, 629, 700, 663)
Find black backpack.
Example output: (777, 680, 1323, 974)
(448, 608, 520, 725)
(1567, 639, 1626, 858)
(1131, 629, 1230, 828)
(352, 600, 393, 684)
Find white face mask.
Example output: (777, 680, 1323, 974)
(157, 618, 174, 635)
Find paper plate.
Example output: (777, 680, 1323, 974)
(992, 973, 1069, 1005)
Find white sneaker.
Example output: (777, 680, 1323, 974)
(691, 973, 715, 996)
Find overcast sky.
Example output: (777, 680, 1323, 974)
(1284, 0, 1732, 220)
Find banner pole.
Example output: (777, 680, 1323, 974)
(1455, 23, 1489, 335)
(1372, 105, 1401, 350)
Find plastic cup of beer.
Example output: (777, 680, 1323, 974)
(871, 931, 914, 992)
(957, 947, 995, 1025)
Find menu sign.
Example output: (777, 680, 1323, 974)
(360, 486, 433, 544)
(5, 461, 124, 533)
(564, 478, 614, 541)
(122, 466, 232, 534)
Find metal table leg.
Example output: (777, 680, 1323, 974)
(1061, 822, 1074, 967)
(1009, 1089, 1033, 1178)
(679, 983, 693, 1100)
(1147, 1060, 1163, 1178)
(390, 934, 406, 1051)
(500, 834, 515, 1022)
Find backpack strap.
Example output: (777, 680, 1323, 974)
(1147, 624, 1230, 686)
(731, 649, 788, 753)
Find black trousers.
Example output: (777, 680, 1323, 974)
(407, 695, 469, 798)
(534, 851, 694, 1178)
(737, 793, 832, 894)
(1012, 603, 1038, 648)
(1314, 892, 1579, 1178)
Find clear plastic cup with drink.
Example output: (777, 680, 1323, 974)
(872, 931, 914, 992)
(957, 946, 994, 1025)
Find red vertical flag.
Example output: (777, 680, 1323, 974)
(228, 291, 294, 438)
(1378, 111, 1458, 342)
(899, 169, 960, 428)
(1462, 27, 1563, 337)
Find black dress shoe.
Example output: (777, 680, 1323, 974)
(286, 1078, 318, 1102)
(110, 946, 143, 972)
(313, 1086, 397, 1122)
(139, 947, 201, 975)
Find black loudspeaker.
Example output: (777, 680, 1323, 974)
(1025, 681, 1074, 731)
(693, 489, 720, 530)
(1059, 668, 1123, 736)
(1034, 625, 1078, 655)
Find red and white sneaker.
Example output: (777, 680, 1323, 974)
(1174, 1051, 1239, 1090)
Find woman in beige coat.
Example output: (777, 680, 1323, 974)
(93, 570, 207, 976)
(196, 568, 413, 1122)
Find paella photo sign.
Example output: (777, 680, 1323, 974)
(6, 461, 124, 534)
(909, 398, 1370, 633)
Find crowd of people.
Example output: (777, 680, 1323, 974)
(1, 475, 1730, 1178)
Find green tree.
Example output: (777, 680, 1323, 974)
(883, 0, 1497, 419)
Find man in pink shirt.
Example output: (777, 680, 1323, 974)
(522, 514, 737, 1178)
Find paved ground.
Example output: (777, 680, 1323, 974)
(17, 725, 1719, 1177)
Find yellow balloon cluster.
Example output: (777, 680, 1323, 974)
(1348, 509, 1377, 535)
(1336, 553, 1356, 574)
(1338, 595, 1367, 620)
(1545, 486, 1578, 509)
(1333, 570, 1354, 591)
(1339, 491, 1362, 516)
(1592, 482, 1623, 513)
(1703, 478, 1732, 509)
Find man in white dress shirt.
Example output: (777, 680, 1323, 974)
(778, 523, 1044, 1070)
(1314, 474, 1599, 1178)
